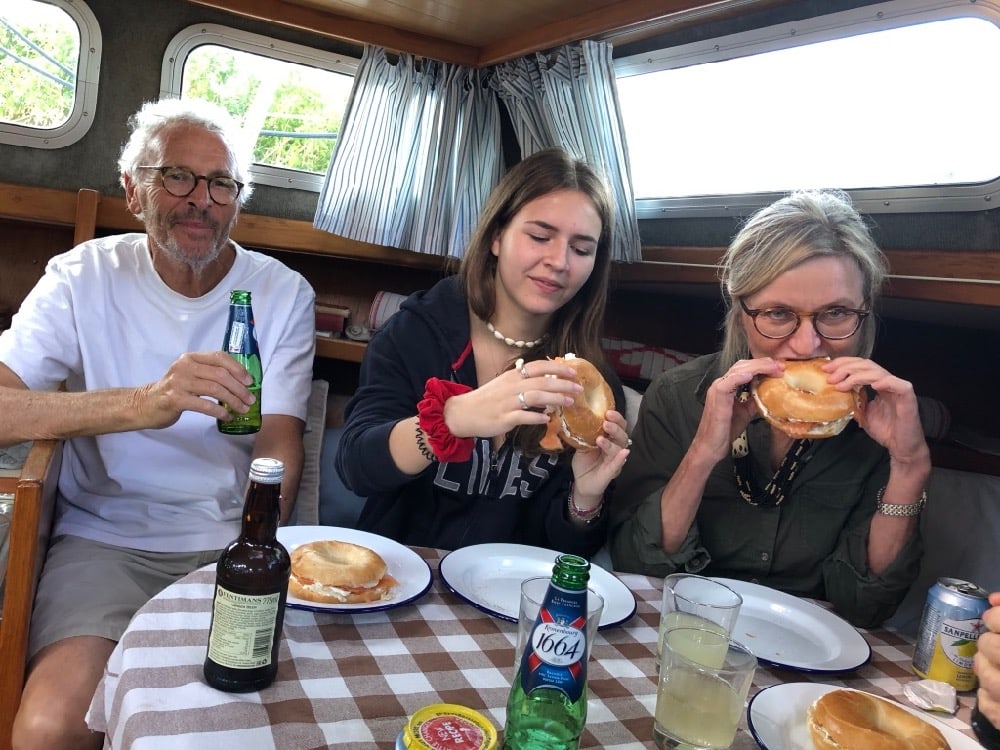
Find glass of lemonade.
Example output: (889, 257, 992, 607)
(657, 574, 742, 669)
(654, 626, 757, 750)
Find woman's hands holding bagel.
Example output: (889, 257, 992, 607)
(441, 358, 583, 440)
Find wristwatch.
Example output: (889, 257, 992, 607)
(876, 486, 927, 517)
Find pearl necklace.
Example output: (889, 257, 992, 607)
(486, 321, 545, 349)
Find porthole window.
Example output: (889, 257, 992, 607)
(162, 25, 358, 192)
(0, 0, 101, 149)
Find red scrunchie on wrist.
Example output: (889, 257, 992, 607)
(417, 378, 474, 463)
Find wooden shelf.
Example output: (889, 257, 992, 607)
(315, 336, 367, 363)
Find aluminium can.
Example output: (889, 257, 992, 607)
(395, 703, 497, 750)
(912, 577, 989, 691)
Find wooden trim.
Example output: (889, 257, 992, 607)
(185, 0, 796, 67)
(626, 245, 1000, 307)
(73, 189, 101, 246)
(185, 0, 480, 66)
(0, 440, 62, 743)
(1, 182, 996, 305)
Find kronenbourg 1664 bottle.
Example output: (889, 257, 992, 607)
(503, 554, 590, 750)
(203, 457, 289, 692)
(218, 289, 262, 434)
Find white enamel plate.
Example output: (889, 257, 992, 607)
(748, 683, 980, 750)
(711, 578, 871, 672)
(438, 542, 637, 629)
(277, 526, 432, 614)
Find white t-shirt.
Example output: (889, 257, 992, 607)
(0, 233, 316, 552)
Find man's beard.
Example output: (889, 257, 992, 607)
(151, 208, 233, 272)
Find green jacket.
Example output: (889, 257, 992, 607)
(609, 353, 922, 628)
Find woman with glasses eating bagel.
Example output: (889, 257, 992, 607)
(609, 189, 927, 629)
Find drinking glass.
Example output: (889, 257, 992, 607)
(514, 576, 605, 673)
(654, 626, 757, 749)
(657, 573, 742, 668)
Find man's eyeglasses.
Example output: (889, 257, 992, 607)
(739, 298, 869, 340)
(137, 166, 243, 206)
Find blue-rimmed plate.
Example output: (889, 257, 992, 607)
(438, 542, 636, 629)
(277, 526, 432, 614)
(712, 578, 870, 672)
(748, 683, 979, 749)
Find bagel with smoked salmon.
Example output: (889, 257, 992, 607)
(539, 354, 614, 452)
(289, 540, 397, 604)
(807, 689, 950, 750)
(752, 358, 861, 439)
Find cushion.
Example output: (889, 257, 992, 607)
(289, 379, 329, 525)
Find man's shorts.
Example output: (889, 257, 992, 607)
(28, 534, 223, 658)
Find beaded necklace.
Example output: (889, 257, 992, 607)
(486, 321, 545, 349)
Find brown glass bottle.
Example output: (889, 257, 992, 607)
(204, 457, 290, 692)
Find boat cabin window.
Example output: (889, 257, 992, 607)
(161, 24, 358, 192)
(615, 0, 1000, 218)
(0, 0, 100, 149)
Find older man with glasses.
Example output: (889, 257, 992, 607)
(609, 189, 928, 631)
(0, 98, 316, 750)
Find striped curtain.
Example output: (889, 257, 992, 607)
(314, 42, 641, 262)
(491, 41, 642, 263)
(313, 47, 502, 258)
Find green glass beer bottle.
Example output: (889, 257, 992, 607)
(503, 554, 590, 750)
(218, 289, 262, 434)
(204, 457, 289, 692)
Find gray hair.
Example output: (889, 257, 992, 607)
(719, 189, 887, 367)
(117, 98, 255, 204)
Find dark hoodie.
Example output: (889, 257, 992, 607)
(335, 275, 619, 555)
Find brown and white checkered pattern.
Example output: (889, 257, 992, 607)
(87, 548, 977, 749)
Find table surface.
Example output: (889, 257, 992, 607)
(87, 546, 977, 750)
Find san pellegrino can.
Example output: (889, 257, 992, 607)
(204, 458, 289, 692)
(503, 554, 590, 750)
(912, 577, 989, 691)
(218, 289, 262, 434)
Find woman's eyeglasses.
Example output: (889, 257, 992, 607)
(739, 298, 869, 340)
(137, 166, 243, 205)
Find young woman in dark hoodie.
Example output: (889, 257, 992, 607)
(335, 148, 630, 555)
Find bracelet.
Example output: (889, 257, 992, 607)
(567, 485, 602, 524)
(875, 485, 927, 517)
(417, 377, 475, 463)
(415, 424, 437, 463)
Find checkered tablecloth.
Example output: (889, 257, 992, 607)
(87, 547, 977, 749)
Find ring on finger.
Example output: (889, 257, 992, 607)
(520, 364, 530, 379)
(518, 391, 529, 410)
(626, 438, 633, 448)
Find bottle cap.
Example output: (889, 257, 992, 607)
(399, 703, 497, 749)
(249, 457, 283, 483)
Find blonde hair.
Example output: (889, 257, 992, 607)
(719, 190, 887, 367)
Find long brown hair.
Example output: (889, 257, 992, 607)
(459, 148, 616, 455)
(458, 148, 615, 366)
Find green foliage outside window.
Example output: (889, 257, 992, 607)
(183, 45, 347, 175)
(0, 3, 79, 129)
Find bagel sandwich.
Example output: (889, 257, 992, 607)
(538, 354, 614, 452)
(751, 358, 862, 439)
(807, 689, 950, 750)
(289, 540, 397, 604)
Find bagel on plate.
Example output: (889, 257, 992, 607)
(807, 689, 950, 750)
(538, 354, 614, 452)
(289, 540, 397, 604)
(752, 358, 861, 439)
